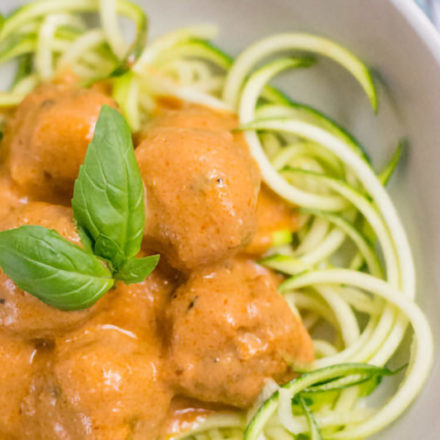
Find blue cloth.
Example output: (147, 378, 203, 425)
(417, 0, 440, 27)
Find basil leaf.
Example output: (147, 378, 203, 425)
(115, 255, 160, 284)
(76, 224, 93, 253)
(94, 235, 125, 269)
(72, 105, 145, 270)
(0, 225, 114, 311)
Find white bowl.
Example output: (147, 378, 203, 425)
(2, 0, 440, 438)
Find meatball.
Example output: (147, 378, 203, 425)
(21, 325, 172, 440)
(0, 173, 27, 222)
(0, 333, 36, 438)
(165, 259, 314, 408)
(0, 202, 100, 338)
(5, 83, 116, 202)
(244, 185, 300, 256)
(94, 264, 177, 339)
(136, 105, 260, 271)
(0, 201, 81, 245)
(145, 101, 240, 132)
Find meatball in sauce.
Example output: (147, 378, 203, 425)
(21, 325, 172, 440)
(4, 84, 116, 202)
(136, 103, 261, 271)
(165, 258, 314, 408)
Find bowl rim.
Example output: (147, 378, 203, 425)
(391, 0, 440, 63)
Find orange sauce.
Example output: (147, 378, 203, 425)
(0, 86, 313, 439)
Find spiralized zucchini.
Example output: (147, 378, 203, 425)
(0, 1, 433, 439)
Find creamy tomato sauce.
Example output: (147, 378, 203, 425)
(0, 84, 313, 440)
(161, 397, 233, 438)
(245, 185, 300, 256)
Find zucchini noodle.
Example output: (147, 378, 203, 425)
(0, 2, 433, 439)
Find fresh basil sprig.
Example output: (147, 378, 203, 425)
(72, 105, 159, 283)
(0, 105, 159, 310)
(72, 105, 146, 272)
